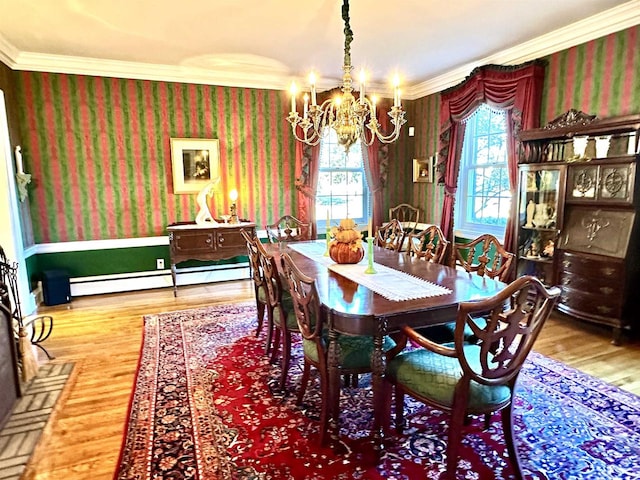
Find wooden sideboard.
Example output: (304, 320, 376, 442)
(167, 222, 256, 296)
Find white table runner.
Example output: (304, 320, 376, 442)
(287, 242, 452, 302)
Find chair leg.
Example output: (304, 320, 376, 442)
(296, 362, 311, 406)
(318, 366, 330, 446)
(501, 404, 523, 480)
(278, 332, 292, 391)
(484, 412, 492, 430)
(445, 399, 467, 479)
(394, 384, 405, 432)
(255, 301, 265, 337)
(270, 328, 281, 364)
(264, 310, 275, 356)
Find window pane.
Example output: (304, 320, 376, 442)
(315, 129, 370, 224)
(456, 104, 510, 237)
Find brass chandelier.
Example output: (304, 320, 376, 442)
(286, 0, 406, 152)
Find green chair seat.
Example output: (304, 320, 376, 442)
(303, 334, 396, 369)
(257, 285, 267, 303)
(272, 292, 298, 331)
(387, 344, 510, 410)
(415, 316, 488, 344)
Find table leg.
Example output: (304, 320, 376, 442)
(171, 263, 178, 297)
(327, 311, 342, 450)
(371, 316, 388, 449)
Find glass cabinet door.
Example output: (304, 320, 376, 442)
(516, 164, 566, 286)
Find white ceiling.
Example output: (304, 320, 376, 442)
(0, 0, 638, 98)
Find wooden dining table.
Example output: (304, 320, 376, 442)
(266, 240, 506, 449)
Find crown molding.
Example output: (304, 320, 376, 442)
(407, 0, 640, 99)
(1, 1, 638, 98)
(0, 33, 19, 67)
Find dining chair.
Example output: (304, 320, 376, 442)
(257, 241, 300, 392)
(389, 204, 420, 252)
(452, 233, 515, 282)
(279, 252, 396, 445)
(265, 215, 313, 243)
(405, 225, 449, 264)
(375, 218, 405, 252)
(385, 275, 561, 480)
(419, 233, 516, 345)
(240, 229, 269, 348)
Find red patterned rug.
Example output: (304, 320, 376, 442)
(115, 303, 640, 479)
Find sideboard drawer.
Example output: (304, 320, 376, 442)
(558, 251, 623, 279)
(559, 287, 623, 323)
(558, 271, 623, 295)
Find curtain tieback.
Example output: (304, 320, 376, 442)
(444, 186, 457, 198)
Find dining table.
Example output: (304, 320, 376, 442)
(265, 240, 506, 449)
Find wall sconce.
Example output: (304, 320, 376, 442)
(229, 189, 239, 224)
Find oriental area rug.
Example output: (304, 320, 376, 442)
(115, 303, 640, 480)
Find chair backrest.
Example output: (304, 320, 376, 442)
(454, 275, 560, 387)
(452, 234, 514, 281)
(389, 203, 420, 231)
(255, 238, 283, 309)
(240, 229, 264, 293)
(406, 225, 449, 264)
(375, 219, 404, 252)
(265, 215, 313, 243)
(279, 253, 323, 342)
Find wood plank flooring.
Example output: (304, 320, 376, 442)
(19, 280, 640, 480)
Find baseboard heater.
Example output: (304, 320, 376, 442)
(69, 262, 250, 297)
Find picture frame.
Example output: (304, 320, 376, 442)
(170, 138, 220, 194)
(413, 156, 435, 183)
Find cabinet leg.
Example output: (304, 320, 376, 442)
(611, 327, 623, 346)
(171, 264, 178, 297)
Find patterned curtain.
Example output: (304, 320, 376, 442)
(364, 100, 392, 231)
(437, 61, 546, 263)
(294, 142, 320, 238)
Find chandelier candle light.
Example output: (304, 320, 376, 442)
(287, 0, 406, 152)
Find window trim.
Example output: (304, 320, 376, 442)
(454, 105, 509, 243)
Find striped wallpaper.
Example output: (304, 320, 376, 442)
(13, 26, 639, 245)
(411, 25, 640, 223)
(540, 25, 640, 122)
(16, 74, 298, 243)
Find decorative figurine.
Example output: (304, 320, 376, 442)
(195, 179, 220, 225)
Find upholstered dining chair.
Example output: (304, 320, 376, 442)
(419, 233, 516, 344)
(256, 241, 300, 392)
(265, 215, 313, 243)
(452, 233, 515, 282)
(279, 252, 396, 445)
(385, 275, 561, 480)
(375, 218, 405, 252)
(240, 229, 269, 346)
(406, 225, 449, 264)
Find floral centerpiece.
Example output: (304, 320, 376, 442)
(329, 218, 364, 264)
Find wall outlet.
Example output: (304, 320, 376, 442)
(156, 258, 165, 269)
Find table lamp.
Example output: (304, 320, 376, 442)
(229, 189, 239, 223)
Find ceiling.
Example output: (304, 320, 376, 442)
(0, 0, 638, 98)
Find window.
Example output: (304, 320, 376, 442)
(316, 129, 370, 230)
(454, 104, 511, 240)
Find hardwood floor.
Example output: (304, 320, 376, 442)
(21, 280, 640, 480)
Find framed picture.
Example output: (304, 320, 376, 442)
(413, 156, 435, 183)
(170, 138, 220, 194)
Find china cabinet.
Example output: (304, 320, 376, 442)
(517, 110, 640, 344)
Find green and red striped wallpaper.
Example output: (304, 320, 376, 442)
(16, 74, 298, 243)
(411, 25, 640, 224)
